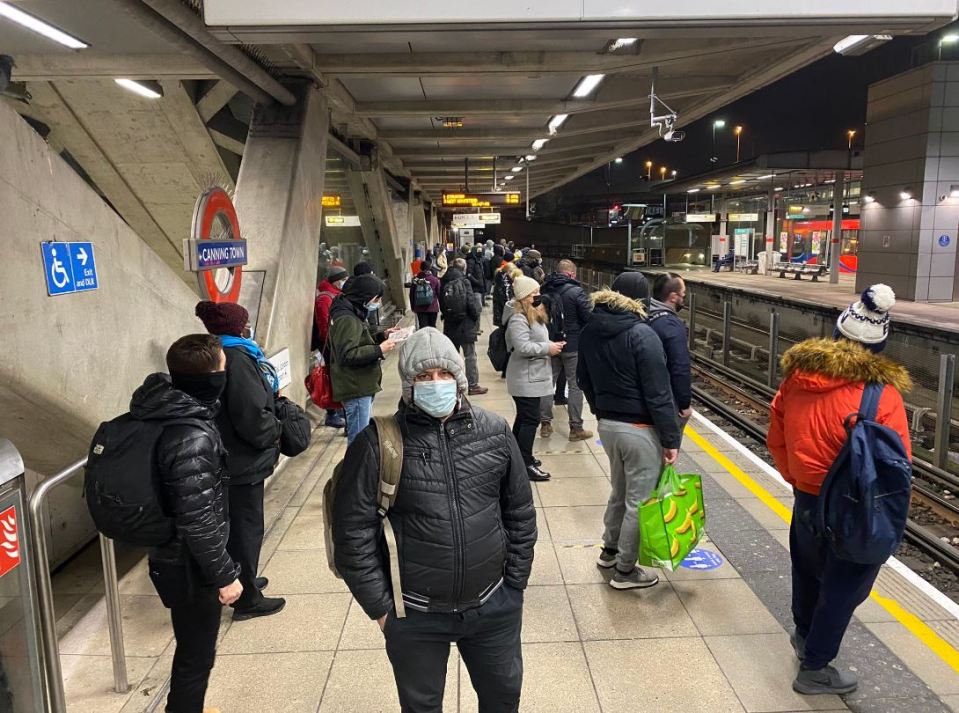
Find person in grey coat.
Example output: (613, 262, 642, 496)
(504, 275, 565, 482)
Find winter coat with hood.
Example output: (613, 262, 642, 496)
(541, 272, 592, 353)
(135, 374, 239, 588)
(216, 347, 282, 486)
(439, 267, 480, 345)
(576, 289, 682, 448)
(647, 298, 692, 412)
(767, 338, 912, 496)
(332, 328, 536, 619)
(465, 254, 486, 294)
(314, 277, 343, 348)
(504, 300, 554, 398)
(409, 270, 441, 314)
(328, 294, 388, 402)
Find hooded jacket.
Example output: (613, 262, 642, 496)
(767, 338, 912, 496)
(541, 272, 592, 353)
(328, 294, 387, 402)
(439, 267, 480, 344)
(647, 298, 691, 412)
(216, 347, 282, 485)
(314, 277, 344, 349)
(465, 254, 486, 294)
(576, 289, 682, 448)
(133, 374, 239, 588)
(493, 262, 520, 326)
(332, 329, 536, 619)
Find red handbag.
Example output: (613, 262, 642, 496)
(305, 364, 341, 410)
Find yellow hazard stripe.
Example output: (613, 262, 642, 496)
(685, 424, 959, 675)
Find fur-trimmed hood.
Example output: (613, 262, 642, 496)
(780, 338, 912, 393)
(590, 288, 647, 317)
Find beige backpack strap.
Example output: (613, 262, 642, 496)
(373, 416, 406, 618)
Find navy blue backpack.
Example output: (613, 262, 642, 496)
(817, 382, 912, 565)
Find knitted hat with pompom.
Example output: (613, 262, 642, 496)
(835, 284, 895, 352)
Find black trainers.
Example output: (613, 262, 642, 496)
(255, 576, 269, 592)
(609, 566, 659, 590)
(527, 464, 551, 482)
(596, 547, 618, 569)
(232, 596, 286, 621)
(790, 630, 805, 660)
(793, 666, 858, 695)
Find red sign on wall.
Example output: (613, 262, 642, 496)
(0, 506, 22, 577)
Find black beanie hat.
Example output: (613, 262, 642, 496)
(353, 261, 374, 277)
(611, 272, 650, 300)
(343, 273, 385, 302)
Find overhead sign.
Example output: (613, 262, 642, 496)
(728, 213, 760, 222)
(442, 192, 520, 208)
(183, 239, 248, 271)
(322, 195, 341, 207)
(453, 212, 501, 225)
(40, 242, 99, 296)
(268, 348, 292, 390)
(685, 213, 718, 223)
(325, 215, 361, 227)
(454, 222, 486, 229)
(458, 228, 475, 239)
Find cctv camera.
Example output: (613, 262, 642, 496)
(663, 129, 686, 143)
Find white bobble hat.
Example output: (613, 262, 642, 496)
(835, 284, 895, 351)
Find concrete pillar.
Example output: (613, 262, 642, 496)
(859, 62, 959, 302)
(429, 204, 440, 246)
(765, 188, 777, 256)
(412, 197, 429, 248)
(345, 167, 408, 308)
(232, 82, 329, 404)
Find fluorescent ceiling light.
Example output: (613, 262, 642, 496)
(524, 155, 537, 161)
(572, 74, 605, 98)
(833, 34, 893, 56)
(610, 38, 638, 51)
(547, 114, 568, 135)
(756, 174, 775, 180)
(511, 166, 524, 173)
(942, 34, 959, 45)
(706, 184, 721, 191)
(863, 193, 875, 202)
(505, 175, 515, 181)
(729, 179, 746, 185)
(775, 187, 784, 192)
(687, 188, 701, 193)
(115, 78, 163, 99)
(950, 185, 959, 197)
(531, 138, 549, 151)
(899, 190, 912, 200)
(0, 2, 87, 48)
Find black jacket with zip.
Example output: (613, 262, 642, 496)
(133, 374, 239, 588)
(331, 399, 537, 620)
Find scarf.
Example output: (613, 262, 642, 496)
(220, 336, 280, 394)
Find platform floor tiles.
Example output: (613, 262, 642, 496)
(54, 310, 959, 712)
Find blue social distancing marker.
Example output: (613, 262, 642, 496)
(40, 242, 98, 296)
(680, 548, 724, 571)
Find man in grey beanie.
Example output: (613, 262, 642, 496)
(332, 328, 536, 712)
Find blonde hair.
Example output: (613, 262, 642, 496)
(516, 294, 548, 325)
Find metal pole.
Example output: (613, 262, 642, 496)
(99, 535, 130, 693)
(627, 220, 633, 266)
(830, 171, 845, 284)
(722, 300, 732, 367)
(934, 353, 956, 469)
(767, 310, 780, 388)
(687, 292, 697, 352)
(525, 165, 530, 220)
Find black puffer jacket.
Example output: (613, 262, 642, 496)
(439, 268, 480, 345)
(215, 348, 281, 485)
(133, 374, 239, 588)
(466, 255, 485, 294)
(332, 400, 537, 619)
(577, 289, 682, 448)
(541, 273, 592, 352)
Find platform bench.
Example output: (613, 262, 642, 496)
(774, 263, 828, 281)
(737, 261, 760, 275)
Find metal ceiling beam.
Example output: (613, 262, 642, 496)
(12, 52, 217, 80)
(395, 147, 530, 159)
(311, 39, 814, 76)
(354, 85, 730, 118)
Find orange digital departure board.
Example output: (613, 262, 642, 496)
(442, 192, 521, 208)
(322, 195, 342, 207)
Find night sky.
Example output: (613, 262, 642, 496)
(544, 27, 957, 213)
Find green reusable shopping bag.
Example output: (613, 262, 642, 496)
(638, 465, 706, 572)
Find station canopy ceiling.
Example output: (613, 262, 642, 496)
(3, 0, 955, 206)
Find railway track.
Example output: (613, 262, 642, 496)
(690, 356, 959, 575)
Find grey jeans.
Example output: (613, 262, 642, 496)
(539, 351, 584, 428)
(598, 420, 663, 572)
(461, 342, 479, 388)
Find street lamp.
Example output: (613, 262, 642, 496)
(711, 119, 726, 163)
(734, 125, 743, 162)
(671, 169, 678, 178)
(645, 160, 653, 180)
(847, 129, 857, 150)
(660, 166, 668, 180)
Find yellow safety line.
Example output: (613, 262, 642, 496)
(685, 424, 959, 675)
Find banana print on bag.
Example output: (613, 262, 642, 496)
(638, 465, 707, 571)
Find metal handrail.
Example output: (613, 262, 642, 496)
(29, 457, 129, 713)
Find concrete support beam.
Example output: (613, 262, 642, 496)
(156, 79, 235, 183)
(397, 147, 531, 159)
(346, 167, 409, 308)
(232, 83, 329, 404)
(196, 80, 239, 122)
(13, 52, 216, 80)
(412, 198, 429, 247)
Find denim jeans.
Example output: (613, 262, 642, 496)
(344, 395, 375, 445)
(540, 351, 584, 429)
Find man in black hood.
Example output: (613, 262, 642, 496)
(577, 273, 681, 591)
(439, 258, 487, 395)
(137, 334, 242, 712)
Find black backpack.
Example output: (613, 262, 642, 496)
(441, 279, 468, 320)
(275, 396, 311, 457)
(540, 290, 567, 341)
(412, 278, 435, 308)
(488, 316, 512, 372)
(84, 415, 202, 547)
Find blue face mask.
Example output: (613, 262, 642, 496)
(366, 300, 381, 312)
(413, 379, 458, 418)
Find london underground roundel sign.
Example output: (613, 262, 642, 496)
(188, 187, 245, 303)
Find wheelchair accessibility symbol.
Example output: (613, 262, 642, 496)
(40, 242, 99, 296)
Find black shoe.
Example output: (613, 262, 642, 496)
(532, 457, 542, 467)
(554, 397, 568, 406)
(793, 666, 858, 695)
(255, 576, 269, 592)
(232, 596, 286, 621)
(527, 464, 551, 482)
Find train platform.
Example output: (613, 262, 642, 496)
(51, 310, 959, 713)
(654, 268, 959, 335)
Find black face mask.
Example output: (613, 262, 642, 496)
(675, 300, 685, 313)
(171, 371, 227, 406)
(531, 296, 543, 307)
